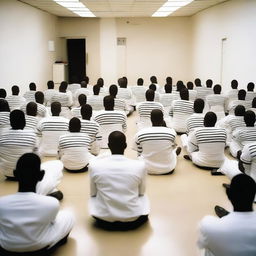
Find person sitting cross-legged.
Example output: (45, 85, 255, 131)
(133, 109, 181, 175)
(59, 117, 94, 173)
(89, 131, 150, 231)
(184, 112, 227, 170)
(198, 174, 256, 256)
(0, 153, 74, 255)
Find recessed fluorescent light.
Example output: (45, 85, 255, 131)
(152, 0, 194, 17)
(67, 7, 90, 11)
(53, 0, 79, 2)
(57, 2, 85, 8)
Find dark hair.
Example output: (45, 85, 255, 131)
(244, 110, 255, 126)
(69, 117, 81, 132)
(137, 78, 144, 86)
(231, 80, 238, 89)
(145, 89, 155, 101)
(59, 81, 68, 92)
(26, 102, 37, 116)
(187, 82, 194, 90)
(194, 98, 205, 113)
(29, 82, 36, 91)
(238, 89, 246, 100)
(234, 105, 245, 116)
(149, 84, 157, 92)
(194, 78, 201, 87)
(204, 111, 217, 127)
(164, 84, 172, 93)
(12, 85, 19, 95)
(206, 79, 213, 88)
(93, 85, 100, 95)
(78, 94, 87, 106)
(81, 104, 92, 120)
(97, 78, 104, 87)
(166, 77, 172, 85)
(151, 109, 164, 125)
(109, 84, 118, 97)
(0, 99, 10, 112)
(150, 76, 157, 84)
(35, 91, 44, 104)
(103, 95, 114, 110)
(213, 84, 222, 94)
(47, 80, 54, 89)
(247, 82, 255, 92)
(10, 110, 26, 129)
(0, 88, 7, 98)
(180, 88, 189, 101)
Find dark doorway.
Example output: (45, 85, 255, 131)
(67, 38, 86, 83)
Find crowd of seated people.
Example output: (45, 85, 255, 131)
(0, 76, 256, 255)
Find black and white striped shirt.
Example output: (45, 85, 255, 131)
(196, 87, 213, 100)
(51, 92, 72, 107)
(23, 91, 36, 102)
(87, 95, 104, 111)
(137, 101, 164, 119)
(44, 89, 58, 105)
(186, 113, 205, 134)
(80, 119, 101, 141)
(232, 127, 256, 146)
(25, 115, 39, 132)
(159, 93, 178, 107)
(0, 112, 10, 129)
(6, 95, 26, 111)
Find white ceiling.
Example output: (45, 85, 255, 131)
(19, 0, 229, 17)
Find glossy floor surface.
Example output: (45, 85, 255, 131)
(0, 111, 232, 256)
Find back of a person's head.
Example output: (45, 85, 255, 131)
(47, 80, 54, 89)
(206, 79, 213, 88)
(104, 95, 114, 110)
(234, 105, 245, 116)
(176, 81, 185, 92)
(80, 80, 87, 88)
(244, 110, 255, 126)
(0, 88, 7, 98)
(151, 109, 164, 125)
(97, 78, 104, 87)
(10, 110, 26, 129)
(84, 76, 89, 84)
(213, 84, 222, 94)
(35, 91, 44, 104)
(149, 83, 157, 92)
(252, 97, 256, 108)
(122, 76, 128, 86)
(108, 131, 126, 154)
(238, 89, 246, 100)
(109, 84, 118, 97)
(164, 84, 172, 93)
(145, 89, 155, 101)
(12, 85, 19, 95)
(69, 117, 81, 132)
(59, 81, 68, 92)
(187, 82, 194, 90)
(166, 76, 172, 85)
(118, 78, 126, 88)
(194, 98, 205, 113)
(0, 99, 10, 112)
(228, 174, 256, 210)
(81, 104, 92, 120)
(150, 76, 157, 84)
(231, 79, 238, 89)
(137, 78, 144, 86)
(26, 102, 37, 116)
(247, 82, 255, 92)
(29, 82, 36, 91)
(51, 101, 61, 116)
(78, 94, 87, 106)
(204, 111, 217, 127)
(14, 153, 41, 183)
(93, 85, 100, 95)
(180, 88, 189, 101)
(194, 78, 201, 87)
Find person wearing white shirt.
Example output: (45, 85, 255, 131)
(71, 94, 87, 118)
(0, 88, 7, 99)
(0, 153, 74, 254)
(0, 110, 37, 178)
(169, 88, 194, 134)
(97, 78, 108, 97)
(227, 89, 250, 114)
(74, 81, 91, 106)
(89, 131, 150, 230)
(133, 109, 180, 175)
(25, 102, 39, 132)
(59, 117, 93, 172)
(246, 82, 256, 102)
(87, 85, 104, 111)
(195, 78, 212, 100)
(6, 85, 26, 111)
(37, 102, 69, 157)
(94, 96, 127, 149)
(184, 112, 227, 169)
(131, 78, 147, 105)
(186, 81, 197, 102)
(44, 80, 58, 106)
(80, 104, 102, 155)
(35, 91, 49, 118)
(225, 79, 239, 106)
(198, 174, 256, 256)
(23, 82, 36, 102)
(137, 89, 164, 130)
(0, 99, 10, 134)
(230, 110, 256, 158)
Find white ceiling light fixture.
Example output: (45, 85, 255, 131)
(152, 0, 194, 17)
(53, 0, 96, 17)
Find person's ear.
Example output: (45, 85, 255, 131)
(38, 170, 45, 181)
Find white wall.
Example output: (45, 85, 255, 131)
(0, 0, 59, 94)
(191, 0, 256, 92)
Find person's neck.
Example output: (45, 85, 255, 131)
(111, 151, 124, 155)
(246, 124, 254, 127)
(52, 114, 60, 116)
(233, 206, 253, 212)
(105, 108, 114, 111)
(152, 123, 164, 127)
(18, 185, 36, 193)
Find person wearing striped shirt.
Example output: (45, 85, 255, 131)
(150, 75, 161, 92)
(23, 82, 37, 102)
(180, 98, 205, 150)
(169, 88, 194, 134)
(44, 80, 57, 106)
(109, 84, 130, 115)
(6, 85, 26, 111)
(186, 81, 197, 102)
(94, 96, 127, 149)
(74, 80, 91, 106)
(206, 84, 227, 120)
(71, 94, 86, 118)
(51, 81, 73, 119)
(97, 78, 108, 97)
(0, 153, 74, 254)
(227, 89, 250, 114)
(35, 91, 49, 118)
(0, 110, 37, 178)
(25, 102, 39, 132)
(229, 110, 256, 158)
(59, 117, 93, 173)
(131, 78, 147, 105)
(225, 79, 239, 106)
(37, 102, 69, 157)
(217, 105, 246, 145)
(89, 131, 149, 231)
(249, 97, 256, 114)
(87, 85, 104, 111)
(0, 99, 10, 134)
(80, 104, 101, 155)
(133, 109, 180, 175)
(185, 112, 227, 169)
(195, 78, 212, 100)
(137, 89, 164, 130)
(246, 82, 256, 102)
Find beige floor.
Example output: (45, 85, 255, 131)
(0, 111, 232, 256)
